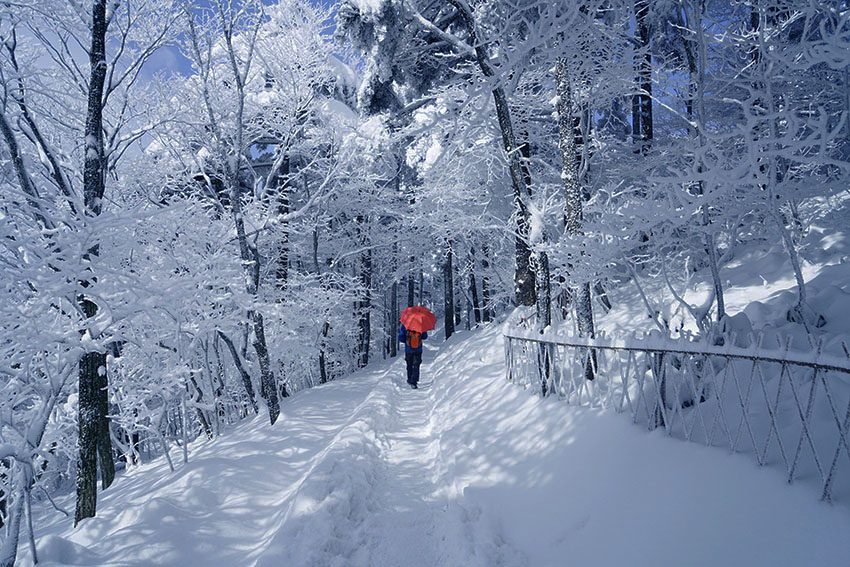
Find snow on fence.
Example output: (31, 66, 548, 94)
(503, 330, 850, 503)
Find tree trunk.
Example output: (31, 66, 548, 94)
(631, 79, 641, 148)
(76, 348, 101, 524)
(535, 249, 553, 395)
(480, 242, 493, 322)
(390, 280, 398, 357)
(535, 251, 551, 331)
(253, 310, 286, 404)
(187, 373, 214, 439)
(447, 0, 535, 306)
(318, 321, 330, 384)
(357, 243, 372, 368)
(443, 244, 455, 340)
(407, 270, 415, 307)
(217, 330, 258, 413)
(556, 58, 595, 379)
(705, 221, 725, 322)
(219, 11, 281, 425)
(211, 335, 227, 425)
(556, 59, 594, 334)
(454, 256, 462, 329)
(76, 0, 114, 526)
(231, 170, 280, 419)
(519, 133, 552, 332)
(273, 154, 290, 291)
(468, 246, 482, 325)
(95, 364, 114, 490)
(635, 0, 653, 152)
(684, 0, 725, 323)
(0, 484, 24, 567)
(383, 292, 390, 359)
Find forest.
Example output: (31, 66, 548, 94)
(0, 0, 848, 565)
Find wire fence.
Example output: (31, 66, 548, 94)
(504, 330, 850, 503)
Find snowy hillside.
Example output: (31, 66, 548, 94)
(590, 190, 850, 357)
(22, 325, 850, 567)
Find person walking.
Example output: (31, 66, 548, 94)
(398, 323, 428, 388)
(398, 305, 436, 389)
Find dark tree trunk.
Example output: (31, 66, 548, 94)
(444, 244, 455, 340)
(75, 347, 100, 525)
(593, 281, 613, 313)
(454, 257, 462, 329)
(447, 0, 535, 306)
(357, 243, 372, 368)
(76, 0, 114, 526)
(221, 17, 281, 426)
(390, 281, 398, 357)
(407, 270, 415, 307)
(535, 249, 553, 396)
(576, 282, 597, 381)
(480, 242, 493, 322)
(318, 321, 330, 383)
(0, 112, 50, 229)
(274, 154, 290, 290)
(383, 293, 390, 359)
(238, 240, 282, 422)
(468, 247, 481, 325)
(188, 373, 214, 439)
(535, 251, 551, 331)
(556, 58, 595, 379)
(231, 194, 280, 422)
(211, 337, 227, 424)
(232, 191, 280, 422)
(520, 135, 551, 330)
(631, 81, 641, 147)
(312, 226, 320, 273)
(253, 310, 286, 402)
(635, 0, 653, 152)
(217, 330, 258, 413)
(95, 365, 114, 490)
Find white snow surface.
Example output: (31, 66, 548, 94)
(25, 326, 850, 567)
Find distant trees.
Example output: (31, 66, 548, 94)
(341, 0, 849, 347)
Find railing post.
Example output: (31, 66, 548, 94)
(538, 341, 550, 397)
(652, 352, 667, 429)
(505, 336, 513, 382)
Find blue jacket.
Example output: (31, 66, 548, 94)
(398, 324, 427, 354)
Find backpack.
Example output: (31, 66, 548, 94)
(406, 330, 421, 350)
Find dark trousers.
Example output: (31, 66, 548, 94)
(405, 352, 422, 385)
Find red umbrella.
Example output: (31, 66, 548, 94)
(400, 306, 436, 334)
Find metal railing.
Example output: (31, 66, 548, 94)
(504, 330, 850, 503)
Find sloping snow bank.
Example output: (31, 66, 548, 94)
(21, 364, 397, 567)
(428, 326, 850, 566)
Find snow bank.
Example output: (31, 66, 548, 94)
(255, 382, 392, 567)
(427, 327, 850, 567)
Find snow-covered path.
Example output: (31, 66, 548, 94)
(25, 325, 850, 567)
(356, 380, 452, 567)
